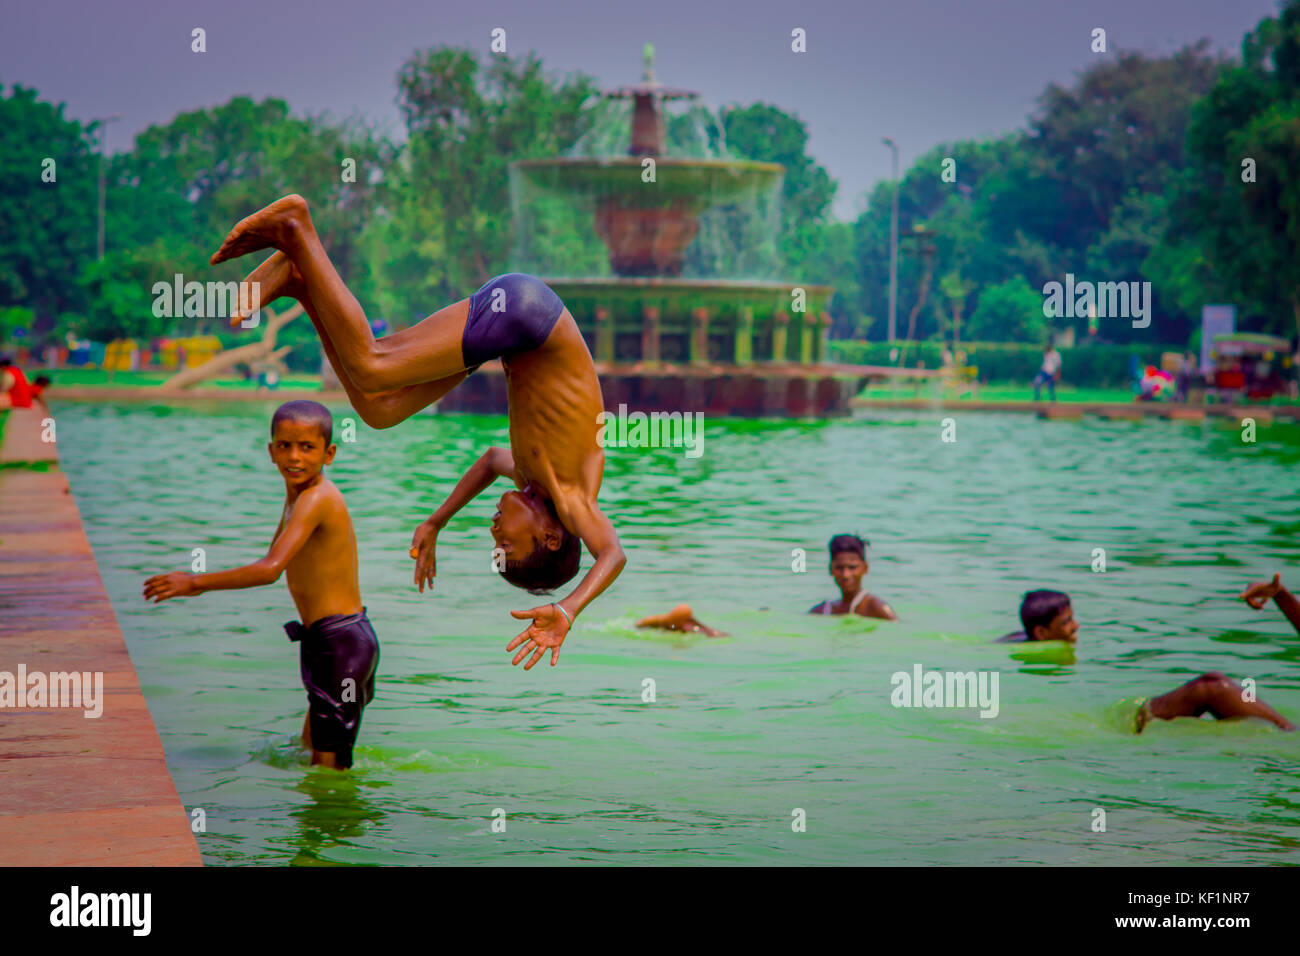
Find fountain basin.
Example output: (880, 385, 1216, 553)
(514, 157, 784, 276)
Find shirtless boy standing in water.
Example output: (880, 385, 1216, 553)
(214, 194, 625, 670)
(143, 401, 379, 768)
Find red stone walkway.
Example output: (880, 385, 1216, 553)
(0, 408, 201, 865)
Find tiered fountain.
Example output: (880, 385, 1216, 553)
(439, 46, 867, 417)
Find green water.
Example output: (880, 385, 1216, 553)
(53, 402, 1300, 865)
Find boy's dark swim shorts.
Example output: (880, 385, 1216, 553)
(461, 273, 565, 374)
(284, 608, 380, 769)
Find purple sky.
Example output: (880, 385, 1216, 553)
(2, 0, 1280, 220)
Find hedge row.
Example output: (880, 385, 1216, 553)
(826, 340, 1185, 388)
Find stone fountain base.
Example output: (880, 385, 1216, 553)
(435, 362, 868, 418)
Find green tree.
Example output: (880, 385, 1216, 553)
(110, 96, 392, 295)
(0, 306, 35, 346)
(1169, 0, 1300, 337)
(0, 84, 98, 334)
(721, 103, 836, 274)
(1031, 43, 1224, 238)
(850, 43, 1223, 344)
(395, 47, 599, 303)
(966, 276, 1046, 342)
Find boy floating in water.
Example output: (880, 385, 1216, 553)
(213, 194, 625, 671)
(997, 590, 1291, 730)
(808, 534, 897, 619)
(1134, 573, 1300, 730)
(636, 604, 726, 636)
(143, 401, 379, 769)
(997, 589, 1078, 643)
(1135, 673, 1293, 732)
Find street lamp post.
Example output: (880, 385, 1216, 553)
(882, 137, 899, 343)
(91, 114, 121, 261)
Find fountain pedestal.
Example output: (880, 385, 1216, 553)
(475, 46, 864, 418)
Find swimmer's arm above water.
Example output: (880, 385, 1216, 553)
(1240, 573, 1300, 636)
(410, 447, 516, 591)
(142, 488, 329, 602)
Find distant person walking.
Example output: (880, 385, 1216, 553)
(1175, 351, 1197, 403)
(1032, 343, 1061, 402)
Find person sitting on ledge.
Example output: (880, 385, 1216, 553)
(636, 604, 726, 636)
(808, 533, 897, 620)
(997, 589, 1078, 643)
(1239, 573, 1300, 636)
(1135, 672, 1294, 733)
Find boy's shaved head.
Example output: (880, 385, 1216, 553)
(272, 400, 333, 444)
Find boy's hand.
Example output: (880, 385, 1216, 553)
(143, 572, 199, 603)
(507, 605, 571, 669)
(410, 519, 439, 593)
(1240, 573, 1283, 610)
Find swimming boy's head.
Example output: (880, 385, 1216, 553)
(828, 533, 869, 594)
(268, 400, 335, 484)
(491, 484, 581, 595)
(1018, 589, 1077, 643)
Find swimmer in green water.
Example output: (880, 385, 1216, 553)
(997, 591, 1291, 731)
(1239, 573, 1300, 635)
(996, 589, 1078, 643)
(808, 533, 897, 620)
(636, 604, 726, 636)
(1134, 672, 1294, 732)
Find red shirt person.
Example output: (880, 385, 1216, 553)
(0, 358, 33, 408)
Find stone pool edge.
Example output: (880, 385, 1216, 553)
(0, 406, 203, 866)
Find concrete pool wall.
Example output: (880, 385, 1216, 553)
(0, 406, 202, 865)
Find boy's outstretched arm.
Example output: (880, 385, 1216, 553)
(143, 489, 328, 602)
(1240, 573, 1300, 636)
(508, 498, 626, 669)
(410, 447, 515, 592)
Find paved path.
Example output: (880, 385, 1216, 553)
(0, 409, 201, 865)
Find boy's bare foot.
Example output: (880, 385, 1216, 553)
(231, 251, 305, 327)
(210, 194, 310, 265)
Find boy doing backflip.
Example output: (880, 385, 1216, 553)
(213, 195, 626, 670)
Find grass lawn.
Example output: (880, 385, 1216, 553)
(857, 381, 1300, 405)
(44, 368, 325, 390)
(858, 382, 1136, 403)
